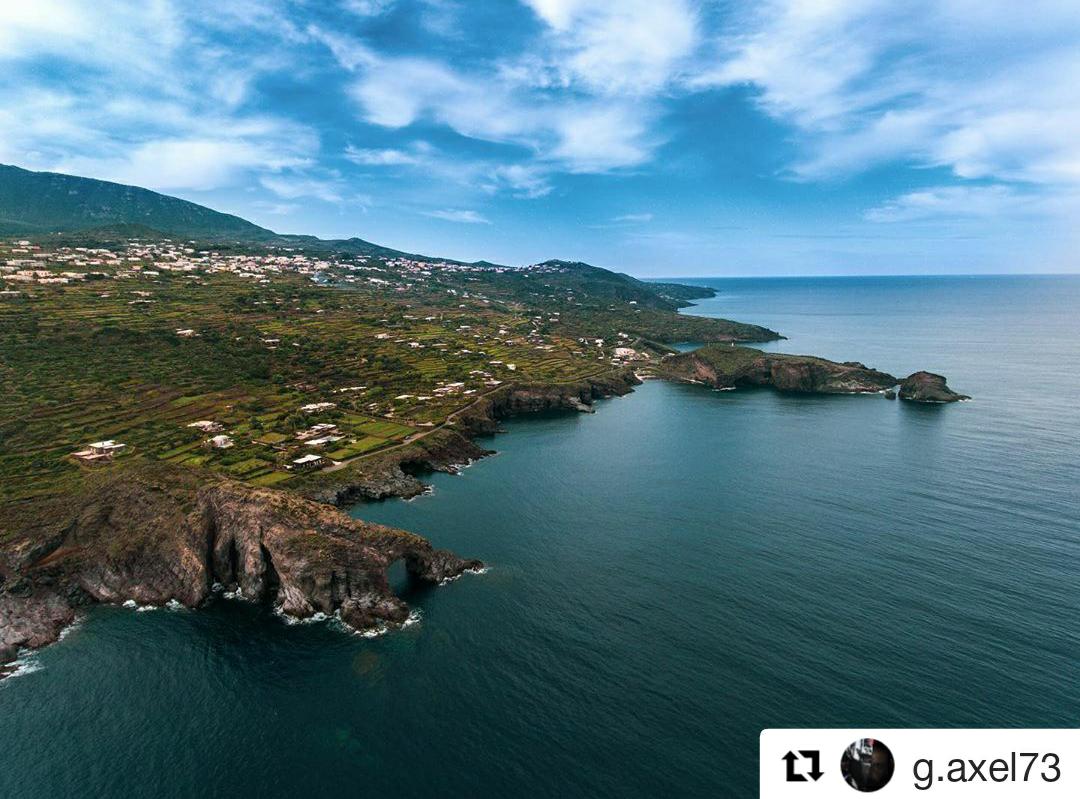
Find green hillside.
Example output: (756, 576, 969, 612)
(0, 164, 274, 239)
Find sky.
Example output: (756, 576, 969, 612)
(2, 0, 1080, 276)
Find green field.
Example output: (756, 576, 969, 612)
(0, 234, 772, 504)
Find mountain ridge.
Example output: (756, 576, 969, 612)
(0, 164, 701, 284)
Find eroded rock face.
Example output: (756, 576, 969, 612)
(899, 371, 970, 403)
(298, 430, 491, 506)
(0, 591, 75, 669)
(0, 468, 481, 672)
(296, 370, 641, 506)
(458, 371, 641, 430)
(661, 345, 899, 395)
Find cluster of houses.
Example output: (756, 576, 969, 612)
(0, 235, 533, 295)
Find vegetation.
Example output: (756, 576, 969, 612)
(0, 167, 779, 512)
(0, 164, 272, 239)
(0, 230, 777, 507)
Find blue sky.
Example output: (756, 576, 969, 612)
(3, 1, 1079, 276)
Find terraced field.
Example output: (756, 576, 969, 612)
(0, 234, 781, 507)
(0, 245, 626, 502)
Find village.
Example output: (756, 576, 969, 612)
(0, 237, 524, 291)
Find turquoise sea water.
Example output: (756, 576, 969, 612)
(3, 276, 1079, 797)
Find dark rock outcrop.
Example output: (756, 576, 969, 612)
(298, 429, 491, 506)
(898, 371, 970, 403)
(0, 465, 481, 672)
(456, 370, 640, 434)
(659, 345, 898, 395)
(297, 369, 641, 506)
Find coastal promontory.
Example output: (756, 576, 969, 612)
(658, 344, 968, 401)
(0, 462, 482, 669)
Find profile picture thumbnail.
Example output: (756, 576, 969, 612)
(841, 738, 895, 792)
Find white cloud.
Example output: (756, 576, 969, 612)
(548, 104, 653, 172)
(613, 213, 652, 223)
(698, 0, 1080, 193)
(864, 185, 1028, 223)
(345, 141, 554, 199)
(60, 139, 296, 192)
(483, 165, 553, 199)
(322, 4, 676, 174)
(345, 52, 655, 173)
(341, 0, 396, 16)
(260, 174, 345, 203)
(306, 25, 376, 71)
(521, 0, 699, 94)
(424, 209, 492, 224)
(0, 1, 183, 78)
(345, 146, 420, 166)
(0, 1, 330, 199)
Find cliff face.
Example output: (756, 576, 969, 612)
(458, 370, 641, 433)
(660, 346, 970, 402)
(0, 369, 638, 673)
(0, 466, 481, 671)
(660, 345, 898, 394)
(297, 370, 641, 505)
(298, 429, 492, 506)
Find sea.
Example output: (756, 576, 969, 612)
(3, 275, 1079, 797)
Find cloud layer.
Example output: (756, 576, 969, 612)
(1, 1, 1078, 270)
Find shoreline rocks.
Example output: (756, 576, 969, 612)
(0, 467, 482, 674)
(295, 369, 641, 507)
(0, 369, 640, 674)
(0, 359, 969, 676)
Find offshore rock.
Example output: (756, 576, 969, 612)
(899, 371, 970, 403)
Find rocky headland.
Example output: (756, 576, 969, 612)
(0, 464, 482, 673)
(1, 354, 968, 676)
(0, 370, 641, 674)
(658, 344, 968, 401)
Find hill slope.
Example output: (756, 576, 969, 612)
(527, 260, 715, 311)
(0, 164, 274, 239)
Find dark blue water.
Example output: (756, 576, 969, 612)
(4, 276, 1079, 797)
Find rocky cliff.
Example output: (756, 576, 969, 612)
(659, 345, 897, 394)
(0, 465, 481, 673)
(1, 369, 640, 674)
(659, 345, 968, 401)
(295, 369, 641, 506)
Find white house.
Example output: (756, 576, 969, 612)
(73, 440, 126, 462)
(187, 420, 223, 433)
(290, 453, 329, 472)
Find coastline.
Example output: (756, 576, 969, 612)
(0, 368, 641, 673)
(0, 351, 966, 675)
(292, 367, 642, 507)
